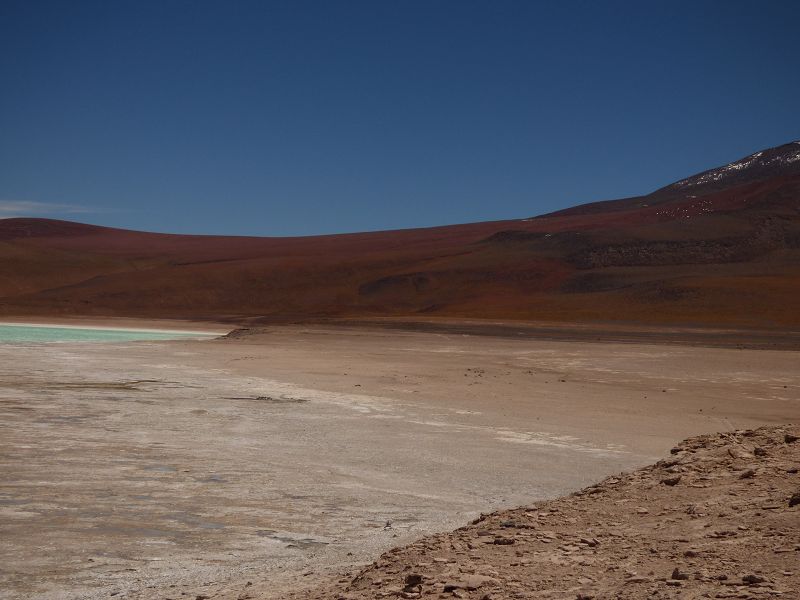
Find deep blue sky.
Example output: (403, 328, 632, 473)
(1, 1, 798, 236)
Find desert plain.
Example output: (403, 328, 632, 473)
(1, 322, 798, 599)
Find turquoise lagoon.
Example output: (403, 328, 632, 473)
(0, 323, 217, 343)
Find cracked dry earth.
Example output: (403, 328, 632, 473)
(281, 425, 800, 600)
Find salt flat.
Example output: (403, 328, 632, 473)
(0, 326, 798, 599)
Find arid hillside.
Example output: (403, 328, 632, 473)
(2, 142, 799, 327)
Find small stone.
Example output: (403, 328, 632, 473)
(785, 434, 799, 444)
(661, 476, 681, 486)
(500, 520, 516, 528)
(493, 537, 515, 545)
(789, 492, 800, 507)
(671, 568, 689, 580)
(754, 447, 767, 457)
(740, 469, 756, 479)
(742, 574, 766, 585)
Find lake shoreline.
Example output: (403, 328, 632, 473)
(1, 326, 798, 599)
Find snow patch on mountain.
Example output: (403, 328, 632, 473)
(671, 143, 800, 190)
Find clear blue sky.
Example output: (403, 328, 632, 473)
(1, 1, 798, 236)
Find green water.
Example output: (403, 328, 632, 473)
(0, 324, 216, 343)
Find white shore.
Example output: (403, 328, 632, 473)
(1, 325, 798, 599)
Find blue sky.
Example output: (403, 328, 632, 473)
(1, 0, 798, 236)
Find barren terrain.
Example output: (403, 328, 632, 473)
(288, 425, 800, 600)
(1, 325, 798, 599)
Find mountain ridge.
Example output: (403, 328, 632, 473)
(2, 141, 799, 327)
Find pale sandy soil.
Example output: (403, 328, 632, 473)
(288, 425, 800, 600)
(0, 325, 798, 600)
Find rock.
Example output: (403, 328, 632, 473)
(742, 574, 766, 585)
(740, 469, 756, 479)
(442, 575, 496, 592)
(493, 537, 515, 545)
(785, 434, 799, 444)
(790, 492, 800, 507)
(728, 448, 752, 460)
(661, 476, 681, 486)
(671, 568, 689, 580)
(500, 520, 516, 528)
(754, 447, 768, 457)
(404, 574, 423, 587)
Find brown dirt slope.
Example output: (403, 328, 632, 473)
(1, 142, 799, 327)
(283, 425, 800, 600)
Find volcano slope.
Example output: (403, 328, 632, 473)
(278, 425, 800, 600)
(1, 141, 799, 327)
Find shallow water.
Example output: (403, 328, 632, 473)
(0, 323, 215, 343)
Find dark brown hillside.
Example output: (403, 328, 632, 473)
(1, 142, 799, 328)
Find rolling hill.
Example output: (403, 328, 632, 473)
(2, 141, 799, 327)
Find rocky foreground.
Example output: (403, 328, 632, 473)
(277, 425, 799, 600)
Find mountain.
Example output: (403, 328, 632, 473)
(661, 141, 800, 195)
(1, 141, 799, 327)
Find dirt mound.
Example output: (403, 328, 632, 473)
(285, 425, 800, 600)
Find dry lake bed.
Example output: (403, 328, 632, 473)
(1, 325, 798, 599)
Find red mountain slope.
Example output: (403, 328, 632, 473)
(1, 142, 799, 327)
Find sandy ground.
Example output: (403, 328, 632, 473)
(290, 425, 800, 600)
(1, 325, 798, 599)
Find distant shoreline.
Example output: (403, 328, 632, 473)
(0, 316, 230, 336)
(229, 317, 800, 351)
